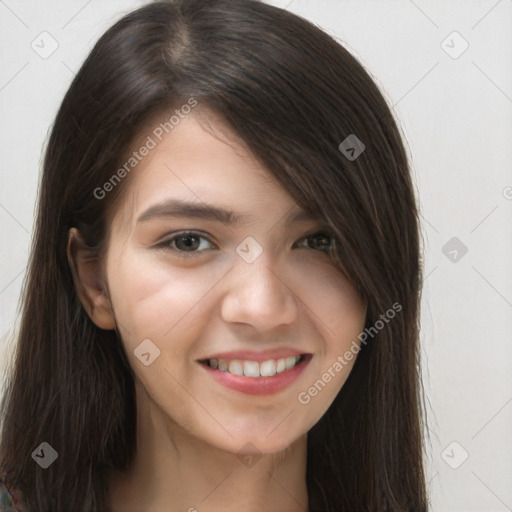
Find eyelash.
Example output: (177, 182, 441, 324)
(155, 229, 336, 257)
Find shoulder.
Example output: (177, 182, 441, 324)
(0, 478, 24, 512)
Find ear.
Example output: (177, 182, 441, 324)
(67, 227, 116, 330)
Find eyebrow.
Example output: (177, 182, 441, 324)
(136, 198, 320, 227)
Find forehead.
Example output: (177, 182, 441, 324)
(108, 110, 316, 230)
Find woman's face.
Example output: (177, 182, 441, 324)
(97, 111, 367, 455)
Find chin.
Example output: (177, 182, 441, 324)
(210, 430, 304, 457)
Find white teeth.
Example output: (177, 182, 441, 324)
(243, 361, 260, 377)
(228, 360, 244, 376)
(285, 356, 297, 370)
(260, 359, 276, 377)
(207, 355, 303, 377)
(275, 358, 286, 374)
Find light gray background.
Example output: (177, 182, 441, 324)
(0, 1, 511, 510)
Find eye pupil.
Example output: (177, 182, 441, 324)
(309, 233, 332, 251)
(175, 235, 200, 251)
(160, 231, 334, 255)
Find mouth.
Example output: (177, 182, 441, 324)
(198, 354, 311, 378)
(196, 353, 313, 395)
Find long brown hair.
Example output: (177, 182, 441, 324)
(0, 0, 429, 510)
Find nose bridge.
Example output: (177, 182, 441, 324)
(221, 242, 298, 327)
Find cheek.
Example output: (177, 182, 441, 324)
(299, 264, 367, 344)
(331, 291, 367, 351)
(106, 251, 213, 348)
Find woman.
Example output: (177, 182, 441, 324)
(0, 0, 429, 510)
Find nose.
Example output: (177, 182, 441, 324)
(220, 252, 299, 331)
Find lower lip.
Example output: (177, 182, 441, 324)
(198, 355, 312, 395)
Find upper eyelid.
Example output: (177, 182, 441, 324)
(156, 228, 335, 250)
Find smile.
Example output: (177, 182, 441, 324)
(197, 353, 313, 395)
(199, 355, 305, 377)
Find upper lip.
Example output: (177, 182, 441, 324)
(197, 348, 311, 363)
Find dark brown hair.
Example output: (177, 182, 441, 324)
(0, 0, 429, 510)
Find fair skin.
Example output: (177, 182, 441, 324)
(68, 109, 367, 512)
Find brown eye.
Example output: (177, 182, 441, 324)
(295, 231, 335, 252)
(155, 229, 336, 257)
(156, 230, 215, 256)
(174, 234, 201, 251)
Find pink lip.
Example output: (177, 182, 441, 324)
(197, 348, 308, 363)
(198, 354, 313, 395)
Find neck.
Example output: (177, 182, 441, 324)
(107, 381, 309, 512)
